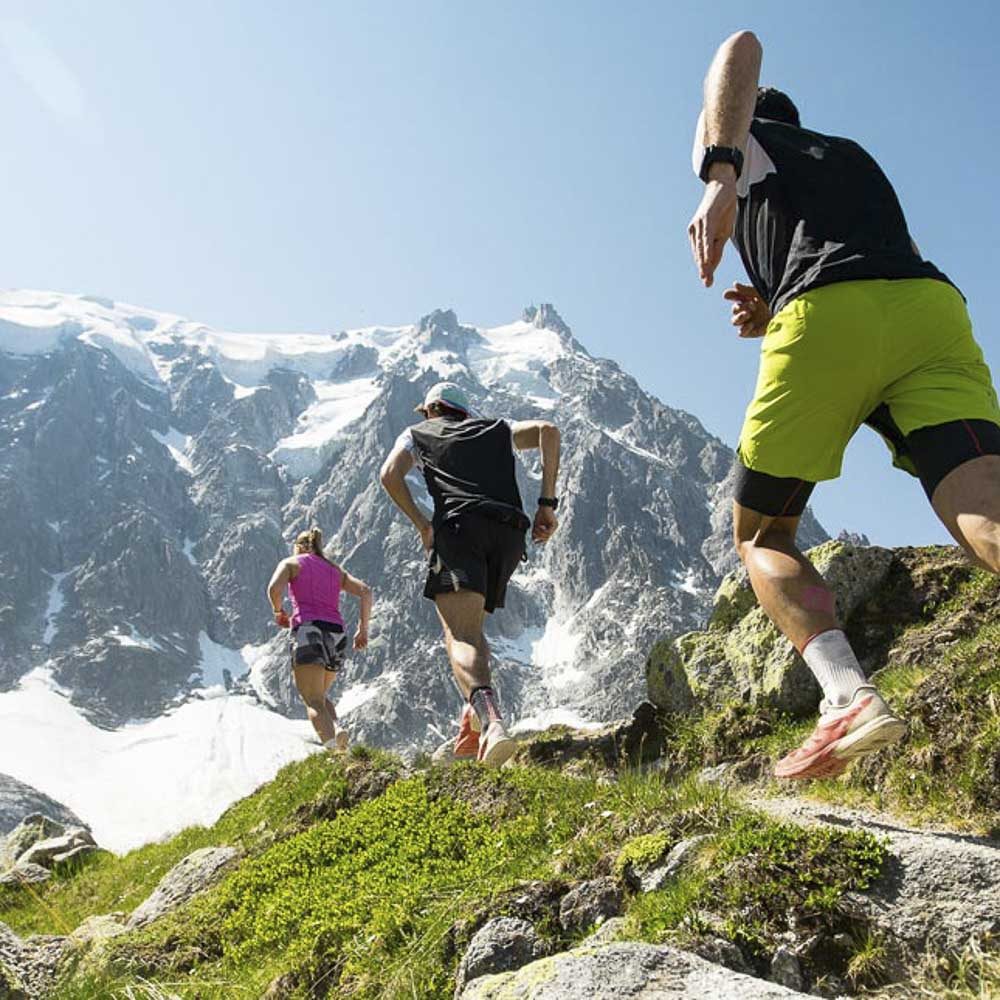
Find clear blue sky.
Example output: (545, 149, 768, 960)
(3, 0, 998, 545)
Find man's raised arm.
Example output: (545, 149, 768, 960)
(687, 30, 762, 288)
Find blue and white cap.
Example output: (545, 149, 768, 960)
(417, 381, 471, 415)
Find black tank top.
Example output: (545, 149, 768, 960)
(736, 118, 955, 314)
(409, 417, 528, 528)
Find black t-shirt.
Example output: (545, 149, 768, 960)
(399, 416, 528, 528)
(731, 118, 954, 313)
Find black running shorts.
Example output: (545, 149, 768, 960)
(291, 620, 346, 672)
(424, 512, 527, 613)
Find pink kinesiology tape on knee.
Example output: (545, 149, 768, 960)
(802, 586, 835, 614)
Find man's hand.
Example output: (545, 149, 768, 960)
(723, 282, 771, 337)
(418, 521, 434, 554)
(273, 610, 290, 629)
(353, 626, 368, 651)
(687, 167, 738, 288)
(532, 506, 558, 543)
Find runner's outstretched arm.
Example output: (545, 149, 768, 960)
(688, 30, 762, 287)
(512, 420, 561, 542)
(379, 449, 434, 551)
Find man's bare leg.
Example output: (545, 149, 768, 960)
(733, 504, 837, 650)
(435, 590, 515, 766)
(734, 501, 905, 778)
(434, 590, 490, 697)
(931, 455, 1000, 571)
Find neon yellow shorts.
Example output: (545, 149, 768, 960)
(738, 278, 1000, 484)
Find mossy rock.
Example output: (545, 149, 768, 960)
(651, 543, 896, 718)
(645, 640, 694, 715)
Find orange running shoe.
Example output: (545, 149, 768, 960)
(774, 686, 907, 780)
(432, 703, 480, 763)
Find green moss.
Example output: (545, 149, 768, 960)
(613, 832, 672, 879)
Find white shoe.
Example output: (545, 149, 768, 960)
(324, 724, 349, 754)
(478, 721, 517, 768)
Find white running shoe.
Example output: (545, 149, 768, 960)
(324, 724, 349, 755)
(478, 720, 517, 768)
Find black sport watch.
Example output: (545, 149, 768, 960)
(699, 145, 744, 183)
(538, 497, 559, 511)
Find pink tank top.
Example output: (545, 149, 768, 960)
(289, 554, 344, 629)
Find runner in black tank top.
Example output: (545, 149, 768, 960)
(380, 381, 562, 766)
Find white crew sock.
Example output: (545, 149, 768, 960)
(801, 629, 869, 708)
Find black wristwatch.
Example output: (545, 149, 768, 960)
(699, 145, 744, 183)
(538, 497, 559, 511)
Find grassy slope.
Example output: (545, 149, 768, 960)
(4, 755, 889, 1000)
(2, 546, 997, 998)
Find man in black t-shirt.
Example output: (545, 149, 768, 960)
(380, 381, 562, 766)
(687, 31, 1000, 780)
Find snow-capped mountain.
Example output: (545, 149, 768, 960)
(0, 290, 825, 756)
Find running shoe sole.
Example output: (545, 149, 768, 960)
(831, 714, 908, 761)
(481, 733, 517, 768)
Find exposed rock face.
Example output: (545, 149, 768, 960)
(0, 922, 66, 1000)
(127, 846, 239, 929)
(557, 878, 623, 933)
(458, 941, 813, 998)
(648, 541, 893, 718)
(0, 777, 83, 837)
(455, 917, 547, 997)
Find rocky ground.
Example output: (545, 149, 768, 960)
(0, 542, 996, 999)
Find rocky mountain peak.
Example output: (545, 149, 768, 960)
(523, 303, 573, 341)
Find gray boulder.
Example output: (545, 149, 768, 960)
(459, 941, 813, 998)
(128, 846, 239, 929)
(17, 828, 96, 869)
(455, 917, 546, 997)
(558, 878, 623, 933)
(770, 945, 804, 992)
(0, 815, 65, 871)
(0, 922, 66, 1000)
(0, 777, 83, 837)
(0, 863, 51, 888)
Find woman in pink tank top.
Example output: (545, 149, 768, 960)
(266, 527, 373, 755)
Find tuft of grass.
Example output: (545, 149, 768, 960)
(847, 930, 890, 987)
(866, 940, 1000, 999)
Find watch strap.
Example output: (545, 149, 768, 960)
(699, 145, 744, 183)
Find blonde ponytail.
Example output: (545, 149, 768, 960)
(294, 526, 335, 565)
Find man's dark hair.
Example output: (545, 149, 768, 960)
(755, 87, 800, 127)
